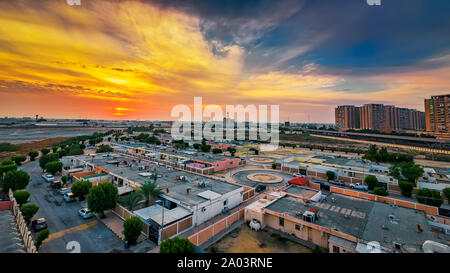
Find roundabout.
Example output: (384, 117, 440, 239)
(246, 173, 283, 183)
(231, 169, 294, 188)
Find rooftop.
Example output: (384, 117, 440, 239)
(0, 210, 25, 253)
(264, 190, 449, 252)
(69, 153, 242, 208)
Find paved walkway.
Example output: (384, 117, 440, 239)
(0, 210, 26, 253)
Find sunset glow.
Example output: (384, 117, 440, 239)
(0, 0, 449, 122)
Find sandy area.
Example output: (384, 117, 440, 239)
(0, 137, 69, 162)
(207, 225, 311, 253)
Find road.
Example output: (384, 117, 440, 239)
(20, 161, 124, 253)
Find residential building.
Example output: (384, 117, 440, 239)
(335, 105, 360, 129)
(425, 94, 450, 136)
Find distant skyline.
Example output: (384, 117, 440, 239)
(1, 0, 449, 122)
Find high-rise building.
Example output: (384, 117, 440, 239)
(335, 105, 360, 129)
(425, 94, 450, 135)
(335, 103, 425, 131)
(360, 104, 385, 130)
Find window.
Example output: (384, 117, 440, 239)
(201, 207, 206, 212)
(295, 224, 300, 230)
(223, 199, 228, 206)
(332, 246, 340, 253)
(279, 217, 284, 227)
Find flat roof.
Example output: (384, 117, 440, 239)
(69, 153, 242, 207)
(265, 191, 449, 252)
(265, 194, 372, 238)
(284, 186, 319, 200)
(134, 204, 192, 226)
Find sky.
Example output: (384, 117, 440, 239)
(0, 0, 449, 122)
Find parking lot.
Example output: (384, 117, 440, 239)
(20, 161, 125, 253)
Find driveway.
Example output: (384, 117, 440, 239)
(20, 161, 125, 253)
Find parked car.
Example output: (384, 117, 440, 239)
(60, 187, 70, 195)
(50, 180, 62, 189)
(350, 183, 368, 191)
(31, 218, 48, 232)
(293, 173, 305, 178)
(79, 208, 93, 219)
(329, 180, 345, 186)
(64, 192, 74, 202)
(255, 184, 266, 193)
(42, 173, 55, 182)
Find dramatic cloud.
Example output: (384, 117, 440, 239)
(0, 0, 449, 122)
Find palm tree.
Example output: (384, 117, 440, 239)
(119, 191, 143, 211)
(140, 181, 162, 207)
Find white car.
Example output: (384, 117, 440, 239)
(293, 173, 305, 178)
(42, 173, 55, 182)
(64, 192, 74, 202)
(79, 208, 94, 219)
(350, 183, 368, 191)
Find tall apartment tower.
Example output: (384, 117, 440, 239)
(425, 94, 450, 134)
(384, 105, 400, 131)
(360, 104, 385, 130)
(335, 105, 360, 129)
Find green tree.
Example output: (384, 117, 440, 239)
(193, 143, 201, 150)
(71, 180, 92, 201)
(443, 188, 450, 200)
(40, 148, 50, 156)
(119, 191, 143, 211)
(140, 181, 162, 207)
(1, 170, 30, 193)
(212, 148, 222, 154)
(123, 216, 143, 245)
(416, 188, 443, 207)
(399, 180, 414, 197)
(363, 145, 379, 162)
(13, 190, 30, 206)
(364, 175, 378, 190)
(20, 203, 39, 225)
(28, 151, 39, 161)
(326, 171, 335, 181)
(160, 237, 195, 253)
(271, 163, 277, 170)
(388, 165, 401, 180)
(373, 187, 388, 196)
(87, 182, 118, 218)
(400, 162, 424, 183)
(39, 153, 59, 169)
(11, 155, 26, 166)
(227, 147, 236, 156)
(0, 162, 17, 177)
(96, 144, 113, 153)
(36, 228, 50, 250)
(45, 161, 63, 175)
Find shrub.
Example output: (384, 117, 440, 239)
(160, 237, 195, 253)
(96, 144, 113, 153)
(71, 180, 92, 201)
(271, 163, 277, 170)
(45, 161, 63, 175)
(20, 203, 39, 224)
(326, 171, 335, 181)
(11, 155, 27, 166)
(212, 148, 222, 154)
(28, 151, 39, 161)
(443, 188, 450, 200)
(365, 175, 378, 190)
(36, 228, 50, 250)
(373, 187, 388, 196)
(13, 190, 30, 206)
(1, 170, 30, 193)
(416, 188, 443, 207)
(399, 180, 414, 197)
(41, 148, 50, 156)
(123, 216, 143, 245)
